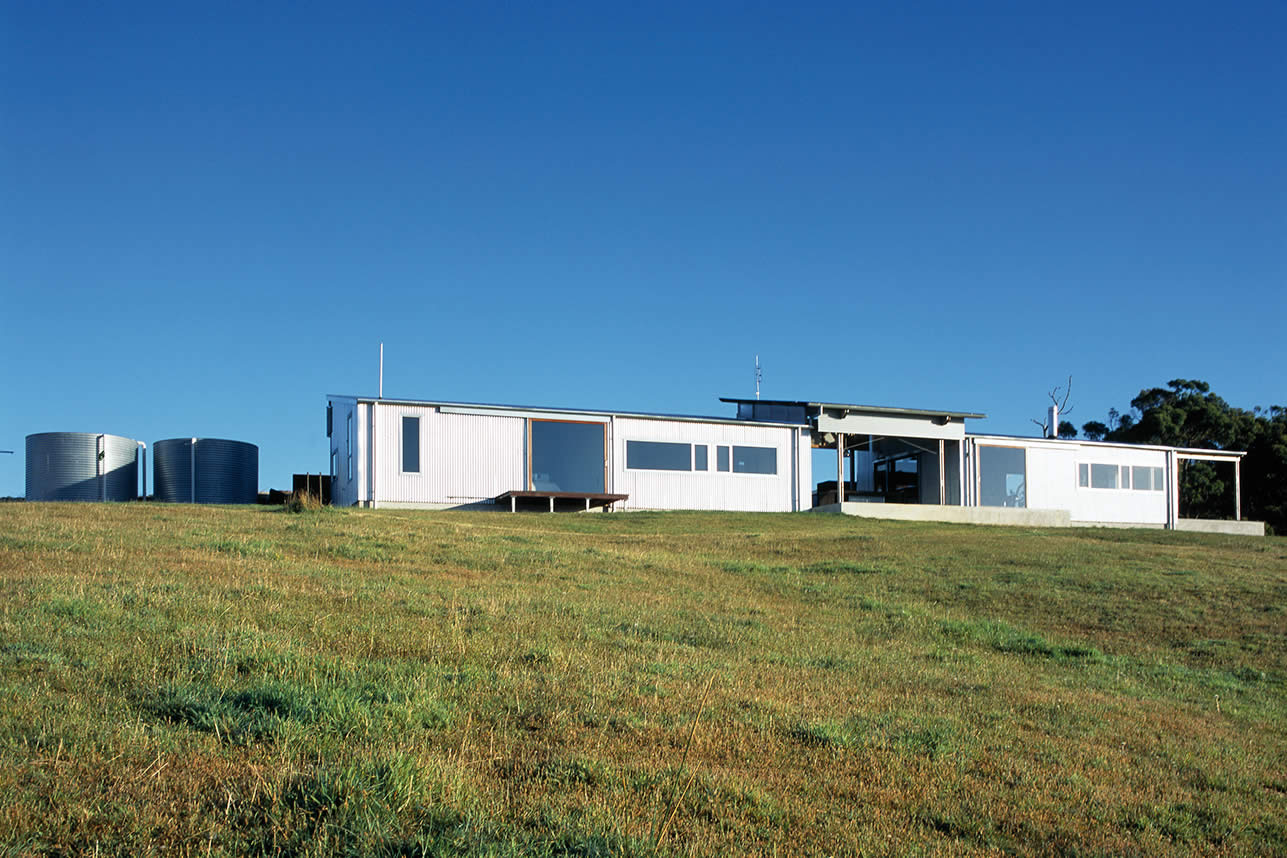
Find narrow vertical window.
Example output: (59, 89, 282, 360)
(1078, 463, 1089, 487)
(402, 416, 420, 473)
(1152, 467, 1165, 491)
(694, 445, 708, 471)
(1120, 466, 1130, 489)
(347, 414, 353, 480)
(716, 446, 730, 472)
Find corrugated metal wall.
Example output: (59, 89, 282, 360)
(610, 417, 803, 512)
(153, 438, 258, 504)
(374, 404, 524, 505)
(25, 432, 139, 502)
(966, 437, 1170, 525)
(348, 399, 808, 511)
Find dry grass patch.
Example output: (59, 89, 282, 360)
(0, 503, 1283, 856)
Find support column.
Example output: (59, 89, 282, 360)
(957, 439, 966, 506)
(836, 434, 845, 505)
(938, 439, 946, 505)
(1235, 459, 1242, 521)
(1167, 450, 1180, 529)
(549, 496, 554, 513)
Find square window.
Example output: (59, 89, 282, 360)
(1090, 463, 1118, 489)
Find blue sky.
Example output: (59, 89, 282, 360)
(2, 1, 1283, 497)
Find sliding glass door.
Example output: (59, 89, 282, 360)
(528, 420, 605, 493)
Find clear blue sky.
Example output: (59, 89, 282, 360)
(2, 1, 1283, 497)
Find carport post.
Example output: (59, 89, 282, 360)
(836, 433, 845, 504)
(938, 439, 946, 505)
(1235, 459, 1241, 521)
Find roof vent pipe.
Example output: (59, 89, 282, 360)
(1047, 405, 1059, 439)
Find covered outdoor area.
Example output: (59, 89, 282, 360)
(806, 402, 983, 507)
(722, 398, 985, 508)
(1169, 448, 1258, 534)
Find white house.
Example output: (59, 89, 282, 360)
(325, 395, 812, 513)
(326, 393, 1259, 534)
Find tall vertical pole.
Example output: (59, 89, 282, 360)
(938, 439, 946, 505)
(957, 439, 966, 506)
(379, 343, 384, 399)
(1235, 458, 1242, 521)
(836, 433, 845, 505)
(97, 434, 105, 501)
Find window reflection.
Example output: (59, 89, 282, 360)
(530, 421, 604, 493)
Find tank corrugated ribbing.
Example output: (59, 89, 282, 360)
(25, 432, 140, 501)
(154, 438, 258, 504)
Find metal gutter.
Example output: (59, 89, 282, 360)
(966, 433, 1247, 458)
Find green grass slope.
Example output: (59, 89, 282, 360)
(1, 504, 1284, 856)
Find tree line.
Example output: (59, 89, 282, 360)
(1060, 379, 1285, 534)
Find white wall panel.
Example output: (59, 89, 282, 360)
(969, 437, 1170, 526)
(611, 417, 803, 512)
(374, 404, 524, 505)
(342, 398, 809, 511)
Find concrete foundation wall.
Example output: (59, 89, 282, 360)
(815, 502, 1267, 536)
(1175, 519, 1266, 536)
(816, 502, 1071, 527)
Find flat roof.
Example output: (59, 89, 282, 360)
(327, 394, 798, 429)
(967, 433, 1246, 458)
(720, 397, 986, 421)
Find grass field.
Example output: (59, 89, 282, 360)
(1, 503, 1284, 856)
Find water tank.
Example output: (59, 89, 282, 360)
(26, 432, 140, 502)
(154, 438, 258, 504)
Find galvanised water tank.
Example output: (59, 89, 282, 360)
(153, 438, 258, 504)
(25, 432, 140, 501)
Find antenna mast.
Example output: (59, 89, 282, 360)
(755, 355, 762, 400)
(379, 343, 384, 399)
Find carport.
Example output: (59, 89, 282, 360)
(722, 399, 985, 506)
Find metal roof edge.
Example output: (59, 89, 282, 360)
(966, 433, 1247, 457)
(328, 395, 804, 429)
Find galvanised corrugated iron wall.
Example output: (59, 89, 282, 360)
(374, 405, 525, 505)
(25, 432, 139, 501)
(612, 417, 804, 512)
(154, 438, 258, 504)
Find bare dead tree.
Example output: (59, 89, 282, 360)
(1031, 375, 1075, 437)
